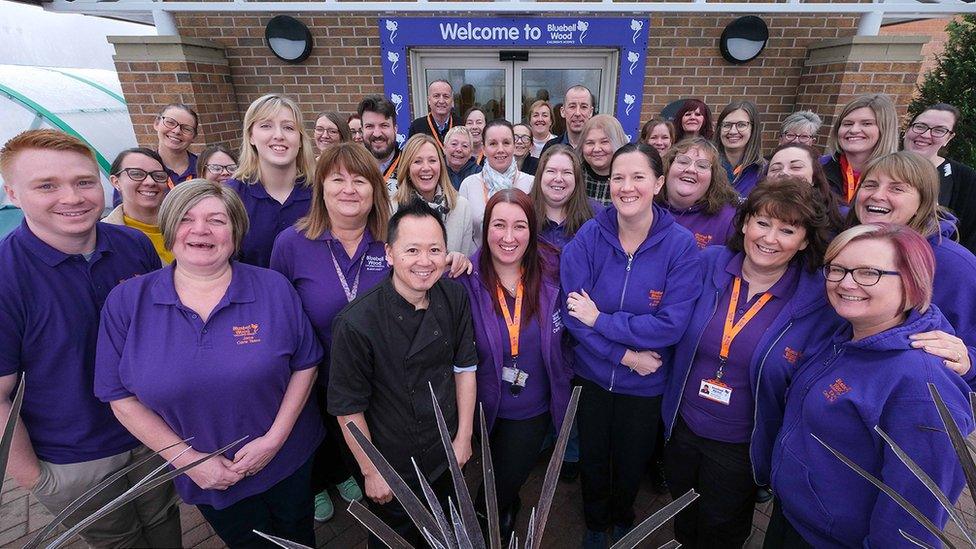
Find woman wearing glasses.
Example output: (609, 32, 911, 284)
(661, 178, 836, 548)
(313, 112, 351, 156)
(765, 223, 973, 548)
(715, 101, 766, 196)
(459, 188, 571, 542)
(347, 114, 364, 144)
(513, 123, 539, 176)
(197, 145, 239, 186)
(848, 151, 976, 387)
(154, 103, 199, 185)
(776, 111, 821, 148)
(102, 147, 175, 264)
(903, 103, 976, 253)
(657, 137, 739, 249)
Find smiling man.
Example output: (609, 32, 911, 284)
(328, 199, 477, 547)
(407, 80, 460, 148)
(358, 95, 402, 192)
(0, 129, 179, 546)
(542, 84, 596, 154)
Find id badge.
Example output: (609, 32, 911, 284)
(698, 379, 732, 405)
(502, 366, 528, 387)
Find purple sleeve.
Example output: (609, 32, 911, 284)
(286, 284, 323, 371)
(94, 288, 136, 402)
(269, 229, 295, 280)
(0, 289, 23, 377)
(559, 233, 627, 365)
(591, 239, 703, 349)
(866, 393, 973, 547)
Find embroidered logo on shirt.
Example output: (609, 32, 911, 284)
(552, 309, 563, 333)
(783, 347, 801, 365)
(823, 378, 851, 402)
(364, 255, 387, 272)
(648, 289, 664, 308)
(694, 233, 712, 249)
(232, 323, 262, 345)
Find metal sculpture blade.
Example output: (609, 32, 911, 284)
(346, 500, 415, 549)
(929, 384, 976, 511)
(610, 489, 699, 549)
(449, 497, 474, 549)
(900, 529, 938, 549)
(480, 406, 502, 549)
(413, 458, 457, 549)
(531, 385, 581, 549)
(253, 530, 314, 549)
(0, 372, 25, 507)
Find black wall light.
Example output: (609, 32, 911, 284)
(265, 15, 313, 63)
(720, 16, 769, 65)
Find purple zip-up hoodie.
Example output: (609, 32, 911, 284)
(928, 228, 976, 389)
(458, 250, 573, 431)
(728, 160, 766, 197)
(665, 202, 738, 249)
(662, 246, 842, 485)
(771, 305, 974, 548)
(560, 203, 703, 397)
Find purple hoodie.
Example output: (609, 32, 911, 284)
(458, 250, 573, 431)
(928, 230, 976, 389)
(560, 203, 703, 397)
(771, 305, 974, 548)
(665, 202, 738, 249)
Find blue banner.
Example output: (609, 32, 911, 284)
(379, 17, 650, 143)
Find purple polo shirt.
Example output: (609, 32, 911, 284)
(539, 200, 604, 250)
(166, 151, 199, 185)
(94, 262, 324, 509)
(495, 293, 550, 420)
(226, 178, 311, 268)
(0, 221, 160, 464)
(270, 226, 389, 374)
(679, 254, 798, 443)
(667, 202, 738, 249)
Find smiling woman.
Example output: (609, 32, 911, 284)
(821, 94, 899, 205)
(101, 147, 174, 264)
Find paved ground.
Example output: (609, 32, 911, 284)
(3, 447, 974, 548)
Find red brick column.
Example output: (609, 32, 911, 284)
(108, 35, 243, 152)
(795, 35, 928, 140)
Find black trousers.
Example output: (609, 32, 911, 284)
(576, 377, 662, 532)
(198, 457, 315, 549)
(478, 412, 552, 518)
(664, 417, 757, 548)
(312, 384, 356, 491)
(366, 470, 454, 549)
(762, 499, 814, 549)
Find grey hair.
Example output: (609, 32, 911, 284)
(780, 110, 822, 135)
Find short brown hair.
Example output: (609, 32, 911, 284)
(728, 176, 832, 271)
(158, 178, 249, 255)
(0, 129, 96, 181)
(296, 142, 390, 241)
(658, 137, 738, 215)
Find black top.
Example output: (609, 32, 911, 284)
(328, 276, 478, 483)
(407, 112, 462, 142)
(447, 157, 483, 190)
(821, 155, 847, 204)
(939, 159, 976, 254)
(519, 155, 540, 177)
(541, 133, 572, 156)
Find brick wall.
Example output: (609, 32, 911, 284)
(881, 17, 959, 88)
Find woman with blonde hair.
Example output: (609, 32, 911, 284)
(528, 100, 556, 157)
(393, 134, 476, 256)
(226, 93, 317, 267)
(822, 94, 899, 204)
(577, 114, 629, 205)
(444, 126, 482, 189)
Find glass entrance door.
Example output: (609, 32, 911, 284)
(411, 49, 617, 130)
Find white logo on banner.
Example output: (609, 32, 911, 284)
(396, 133, 406, 146)
(624, 94, 636, 116)
(386, 20, 398, 43)
(387, 51, 399, 75)
(391, 93, 403, 115)
(577, 20, 589, 44)
(630, 20, 643, 44)
(628, 51, 640, 75)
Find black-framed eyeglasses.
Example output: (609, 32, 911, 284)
(157, 115, 196, 136)
(314, 127, 340, 137)
(822, 264, 900, 286)
(116, 168, 169, 184)
(721, 121, 752, 132)
(206, 163, 238, 175)
(782, 132, 814, 143)
(908, 122, 954, 139)
(513, 134, 532, 143)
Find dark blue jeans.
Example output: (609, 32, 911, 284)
(198, 457, 315, 549)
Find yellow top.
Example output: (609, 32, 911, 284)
(123, 215, 174, 265)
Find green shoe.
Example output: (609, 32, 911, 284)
(314, 490, 334, 522)
(336, 476, 364, 503)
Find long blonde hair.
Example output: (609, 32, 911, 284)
(394, 134, 458, 209)
(826, 94, 899, 163)
(234, 94, 316, 186)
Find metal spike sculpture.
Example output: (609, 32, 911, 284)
(339, 384, 699, 548)
(816, 383, 976, 549)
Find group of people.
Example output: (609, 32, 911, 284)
(1, 77, 975, 549)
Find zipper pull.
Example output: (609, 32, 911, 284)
(626, 254, 633, 271)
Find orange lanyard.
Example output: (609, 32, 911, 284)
(839, 154, 859, 204)
(732, 164, 744, 178)
(477, 150, 485, 165)
(495, 281, 524, 360)
(426, 114, 453, 149)
(717, 277, 772, 378)
(383, 154, 400, 181)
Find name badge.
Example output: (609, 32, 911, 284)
(502, 366, 528, 387)
(699, 379, 732, 405)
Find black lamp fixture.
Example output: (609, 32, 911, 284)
(720, 16, 769, 65)
(265, 15, 313, 63)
